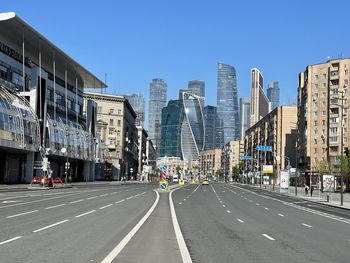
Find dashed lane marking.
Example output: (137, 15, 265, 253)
(256, 203, 260, 206)
(75, 210, 96, 218)
(262, 234, 275, 241)
(237, 219, 245, 223)
(265, 207, 269, 210)
(70, 199, 84, 204)
(100, 204, 113, 210)
(45, 204, 66, 210)
(178, 202, 182, 205)
(115, 199, 125, 204)
(226, 210, 231, 214)
(222, 205, 226, 207)
(33, 219, 69, 233)
(87, 196, 98, 200)
(278, 213, 284, 217)
(6, 210, 39, 218)
(0, 236, 22, 246)
(302, 223, 313, 228)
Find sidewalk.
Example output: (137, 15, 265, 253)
(245, 183, 350, 210)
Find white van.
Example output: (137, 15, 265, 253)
(173, 174, 179, 183)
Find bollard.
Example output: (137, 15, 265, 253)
(326, 193, 330, 203)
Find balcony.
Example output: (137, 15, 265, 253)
(330, 71, 339, 80)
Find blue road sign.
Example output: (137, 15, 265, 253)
(162, 165, 168, 171)
(160, 182, 167, 190)
(256, 145, 272, 151)
(240, 156, 252, 160)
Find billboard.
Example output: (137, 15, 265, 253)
(322, 175, 335, 192)
(280, 171, 290, 193)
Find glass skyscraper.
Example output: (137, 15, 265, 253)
(267, 81, 280, 111)
(181, 92, 205, 161)
(216, 63, 240, 145)
(126, 93, 145, 127)
(148, 79, 167, 156)
(204, 105, 219, 149)
(240, 98, 250, 139)
(160, 100, 184, 158)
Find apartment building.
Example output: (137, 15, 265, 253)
(199, 148, 222, 179)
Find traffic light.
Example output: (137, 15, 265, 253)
(344, 147, 349, 157)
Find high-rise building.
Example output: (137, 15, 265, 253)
(267, 81, 280, 111)
(148, 78, 167, 156)
(250, 68, 270, 126)
(160, 99, 184, 158)
(240, 98, 251, 139)
(181, 92, 205, 161)
(217, 63, 240, 145)
(188, 80, 205, 97)
(125, 93, 145, 127)
(204, 105, 219, 149)
(298, 58, 350, 175)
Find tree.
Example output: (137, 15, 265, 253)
(232, 165, 240, 181)
(176, 166, 182, 176)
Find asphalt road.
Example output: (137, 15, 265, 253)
(0, 183, 157, 263)
(172, 183, 350, 263)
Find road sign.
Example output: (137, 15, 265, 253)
(179, 179, 185, 185)
(162, 165, 168, 171)
(263, 165, 273, 174)
(240, 155, 252, 160)
(159, 180, 168, 191)
(256, 145, 272, 151)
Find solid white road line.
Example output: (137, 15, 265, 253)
(6, 210, 38, 218)
(262, 234, 275, 241)
(45, 204, 66, 210)
(0, 236, 22, 245)
(115, 199, 125, 204)
(70, 199, 84, 204)
(100, 204, 113, 210)
(33, 219, 69, 233)
(170, 187, 193, 263)
(237, 219, 245, 223)
(302, 223, 313, 228)
(278, 213, 284, 217)
(100, 194, 108, 197)
(126, 196, 134, 200)
(87, 196, 98, 200)
(101, 190, 159, 263)
(75, 210, 96, 218)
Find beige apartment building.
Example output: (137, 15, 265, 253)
(222, 140, 244, 180)
(199, 148, 222, 179)
(84, 92, 138, 181)
(245, 106, 297, 183)
(298, 58, 350, 177)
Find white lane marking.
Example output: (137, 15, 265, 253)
(100, 204, 113, 210)
(249, 200, 253, 202)
(178, 202, 182, 205)
(183, 199, 186, 201)
(220, 201, 223, 203)
(75, 210, 96, 218)
(6, 210, 39, 218)
(237, 219, 245, 223)
(0, 236, 22, 245)
(115, 199, 125, 204)
(2, 200, 20, 203)
(33, 219, 69, 233)
(87, 196, 98, 200)
(222, 205, 226, 208)
(262, 234, 275, 241)
(302, 223, 313, 228)
(265, 207, 269, 210)
(226, 210, 231, 214)
(170, 187, 193, 263)
(193, 185, 200, 192)
(222, 191, 226, 192)
(101, 190, 159, 263)
(244, 197, 247, 200)
(45, 204, 66, 210)
(70, 199, 84, 204)
(126, 196, 134, 200)
(100, 194, 108, 197)
(256, 203, 260, 206)
(278, 213, 284, 217)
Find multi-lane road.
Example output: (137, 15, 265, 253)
(0, 182, 349, 263)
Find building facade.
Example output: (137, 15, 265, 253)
(267, 81, 280, 111)
(221, 140, 244, 181)
(199, 148, 222, 180)
(0, 12, 105, 183)
(298, 58, 350, 176)
(84, 92, 138, 181)
(240, 97, 250, 139)
(148, 78, 167, 156)
(245, 106, 297, 184)
(250, 68, 270, 126)
(126, 93, 145, 127)
(204, 105, 219, 149)
(217, 63, 240, 145)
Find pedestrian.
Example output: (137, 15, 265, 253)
(305, 184, 309, 195)
(310, 185, 313, 197)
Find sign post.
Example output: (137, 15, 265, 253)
(159, 165, 169, 191)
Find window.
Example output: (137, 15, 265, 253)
(314, 84, 318, 90)
(109, 109, 114, 114)
(118, 109, 122, 115)
(345, 79, 349, 85)
(314, 139, 317, 144)
(329, 136, 338, 142)
(322, 120, 326, 125)
(322, 101, 326, 107)
(323, 73, 327, 79)
(109, 119, 114, 126)
(12, 71, 23, 86)
(109, 139, 116, 145)
(108, 128, 114, 135)
(314, 148, 317, 153)
(97, 106, 102, 113)
(322, 111, 326, 116)
(116, 130, 120, 136)
(323, 83, 326, 88)
(314, 121, 317, 126)
(117, 120, 121, 126)
(345, 69, 349, 75)
(116, 140, 120, 146)
(314, 75, 319, 80)
(313, 111, 318, 117)
(330, 127, 338, 133)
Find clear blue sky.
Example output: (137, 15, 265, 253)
(2, 0, 350, 108)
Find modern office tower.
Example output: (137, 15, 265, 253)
(217, 63, 240, 146)
(267, 81, 280, 111)
(178, 89, 187, 100)
(148, 78, 167, 156)
(298, 58, 350, 175)
(125, 93, 145, 126)
(250, 68, 270, 126)
(160, 99, 184, 158)
(0, 12, 105, 183)
(181, 92, 205, 161)
(240, 98, 251, 139)
(204, 105, 219, 149)
(188, 80, 205, 97)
